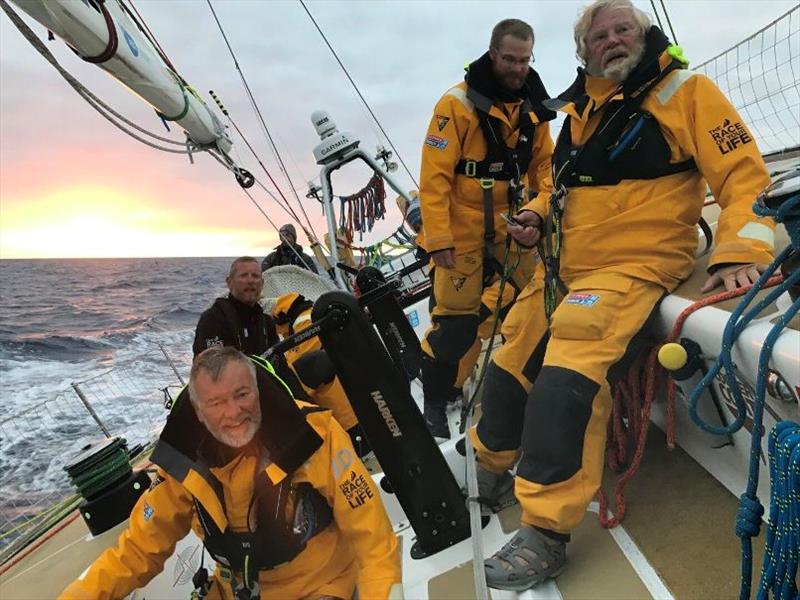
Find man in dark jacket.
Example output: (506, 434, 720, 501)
(193, 256, 278, 357)
(261, 224, 319, 273)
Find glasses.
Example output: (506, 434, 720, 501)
(494, 49, 535, 67)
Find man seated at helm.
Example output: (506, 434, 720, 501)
(60, 346, 402, 600)
(262, 224, 319, 273)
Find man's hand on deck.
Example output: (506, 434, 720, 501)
(701, 263, 768, 293)
(508, 210, 543, 247)
(431, 248, 456, 269)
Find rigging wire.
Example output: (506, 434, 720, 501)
(205, 0, 318, 238)
(649, 0, 665, 32)
(224, 109, 307, 224)
(208, 150, 300, 223)
(299, 0, 419, 189)
(659, 0, 680, 45)
(207, 151, 324, 267)
(119, 0, 179, 74)
(3, 0, 317, 266)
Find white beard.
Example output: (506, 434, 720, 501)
(198, 411, 261, 448)
(602, 43, 645, 82)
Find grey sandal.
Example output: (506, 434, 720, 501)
(484, 526, 567, 591)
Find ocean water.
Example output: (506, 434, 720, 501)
(0, 257, 235, 531)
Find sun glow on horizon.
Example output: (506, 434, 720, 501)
(1, 185, 276, 259)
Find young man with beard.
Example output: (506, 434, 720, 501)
(193, 256, 278, 358)
(417, 18, 555, 441)
(471, 0, 774, 590)
(60, 347, 402, 599)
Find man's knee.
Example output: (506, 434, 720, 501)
(517, 366, 599, 484)
(425, 314, 480, 363)
(476, 362, 527, 451)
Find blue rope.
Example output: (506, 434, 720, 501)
(737, 295, 800, 600)
(753, 192, 799, 250)
(687, 189, 800, 599)
(687, 245, 797, 435)
(757, 421, 799, 600)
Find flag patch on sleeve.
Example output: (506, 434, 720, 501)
(425, 135, 448, 150)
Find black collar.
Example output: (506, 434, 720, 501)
(465, 51, 555, 121)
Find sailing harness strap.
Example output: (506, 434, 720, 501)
(192, 446, 333, 598)
(454, 86, 535, 290)
(540, 44, 698, 319)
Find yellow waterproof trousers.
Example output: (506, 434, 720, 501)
(470, 268, 664, 533)
(454, 276, 517, 389)
(421, 241, 535, 408)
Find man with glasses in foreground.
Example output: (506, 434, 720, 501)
(416, 18, 555, 441)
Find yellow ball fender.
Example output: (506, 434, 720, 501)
(658, 342, 689, 371)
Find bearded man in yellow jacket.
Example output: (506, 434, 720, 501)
(61, 347, 402, 600)
(418, 18, 555, 440)
(470, 0, 775, 591)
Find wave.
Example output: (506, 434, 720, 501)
(146, 305, 201, 331)
(0, 335, 114, 362)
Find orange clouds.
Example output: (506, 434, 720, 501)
(0, 184, 277, 258)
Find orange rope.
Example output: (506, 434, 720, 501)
(597, 274, 784, 528)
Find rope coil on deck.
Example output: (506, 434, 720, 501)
(64, 438, 133, 501)
(758, 421, 799, 600)
(599, 270, 787, 529)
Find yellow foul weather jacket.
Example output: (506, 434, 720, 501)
(60, 363, 400, 600)
(526, 49, 774, 290)
(272, 292, 359, 432)
(418, 72, 555, 255)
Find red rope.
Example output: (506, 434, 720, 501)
(597, 274, 784, 528)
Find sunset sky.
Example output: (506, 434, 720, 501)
(1, 0, 796, 259)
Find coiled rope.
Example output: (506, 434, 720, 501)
(758, 421, 799, 599)
(685, 190, 799, 600)
(599, 273, 785, 528)
(64, 438, 133, 500)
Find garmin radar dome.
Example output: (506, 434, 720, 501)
(311, 110, 359, 164)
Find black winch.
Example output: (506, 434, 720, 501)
(63, 437, 150, 536)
